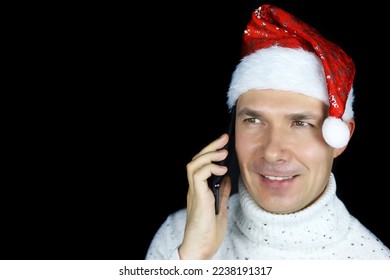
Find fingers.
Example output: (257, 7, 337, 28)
(192, 133, 229, 161)
(186, 134, 230, 188)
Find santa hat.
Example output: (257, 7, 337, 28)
(227, 4, 355, 148)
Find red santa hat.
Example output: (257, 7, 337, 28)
(227, 4, 355, 148)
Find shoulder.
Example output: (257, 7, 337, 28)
(145, 208, 187, 259)
(346, 216, 390, 259)
(155, 208, 187, 238)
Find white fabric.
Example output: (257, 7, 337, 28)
(227, 46, 329, 109)
(146, 173, 390, 260)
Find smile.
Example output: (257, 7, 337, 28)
(263, 175, 294, 181)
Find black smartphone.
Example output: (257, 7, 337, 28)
(208, 106, 236, 215)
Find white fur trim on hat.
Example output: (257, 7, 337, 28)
(227, 46, 329, 108)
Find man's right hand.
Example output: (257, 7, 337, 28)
(178, 133, 232, 259)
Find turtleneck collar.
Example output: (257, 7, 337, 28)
(233, 173, 351, 249)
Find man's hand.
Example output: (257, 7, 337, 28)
(179, 133, 232, 259)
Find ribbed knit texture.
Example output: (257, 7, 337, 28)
(146, 173, 390, 260)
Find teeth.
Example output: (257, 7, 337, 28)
(264, 175, 293, 181)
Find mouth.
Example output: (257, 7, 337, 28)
(262, 175, 296, 181)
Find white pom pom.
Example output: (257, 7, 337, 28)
(322, 117, 350, 148)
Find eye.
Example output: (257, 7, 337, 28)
(293, 120, 311, 127)
(244, 117, 261, 124)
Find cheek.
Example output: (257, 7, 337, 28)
(299, 135, 333, 154)
(299, 141, 334, 170)
(235, 132, 256, 163)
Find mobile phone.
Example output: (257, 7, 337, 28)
(208, 106, 236, 215)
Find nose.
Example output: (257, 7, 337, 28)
(262, 127, 289, 164)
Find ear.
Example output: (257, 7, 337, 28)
(333, 118, 355, 158)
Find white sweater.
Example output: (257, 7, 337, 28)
(146, 173, 390, 260)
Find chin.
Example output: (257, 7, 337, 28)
(259, 200, 300, 214)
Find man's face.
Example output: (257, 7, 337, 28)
(235, 89, 343, 214)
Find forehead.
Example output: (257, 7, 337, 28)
(237, 89, 327, 109)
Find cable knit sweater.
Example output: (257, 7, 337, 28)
(146, 173, 390, 260)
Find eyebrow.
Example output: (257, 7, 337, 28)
(286, 112, 322, 121)
(237, 107, 323, 120)
(237, 108, 262, 118)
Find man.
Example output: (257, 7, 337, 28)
(146, 4, 390, 259)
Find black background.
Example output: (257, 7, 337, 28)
(3, 1, 388, 260)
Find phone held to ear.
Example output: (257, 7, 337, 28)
(208, 106, 236, 215)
